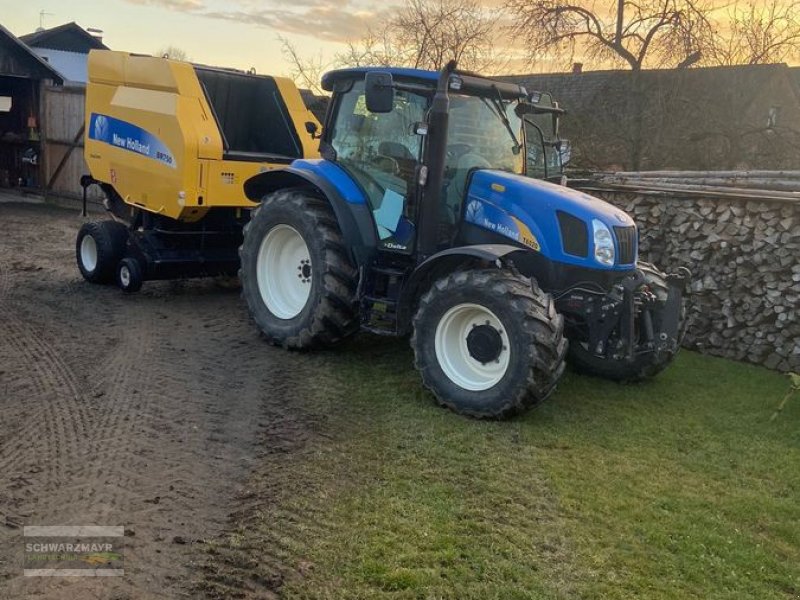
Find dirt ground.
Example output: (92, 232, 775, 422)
(0, 200, 332, 599)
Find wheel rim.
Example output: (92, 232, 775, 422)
(434, 303, 511, 391)
(256, 224, 312, 320)
(119, 264, 131, 288)
(80, 235, 98, 273)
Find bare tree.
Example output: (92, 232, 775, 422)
(505, 0, 714, 71)
(704, 0, 800, 66)
(157, 46, 191, 62)
(282, 0, 505, 92)
(340, 0, 504, 72)
(279, 36, 328, 96)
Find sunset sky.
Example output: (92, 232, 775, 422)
(1, 0, 796, 80)
(0, 0, 387, 77)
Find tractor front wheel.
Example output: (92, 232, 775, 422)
(239, 190, 358, 349)
(411, 269, 568, 419)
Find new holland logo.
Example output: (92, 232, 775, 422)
(93, 115, 108, 142)
(465, 200, 484, 223)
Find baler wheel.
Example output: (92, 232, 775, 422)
(76, 220, 129, 284)
(411, 269, 568, 419)
(116, 257, 143, 294)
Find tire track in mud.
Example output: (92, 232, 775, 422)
(197, 354, 353, 600)
(0, 293, 99, 508)
(0, 204, 339, 598)
(0, 245, 100, 589)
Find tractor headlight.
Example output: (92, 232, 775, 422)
(592, 219, 615, 266)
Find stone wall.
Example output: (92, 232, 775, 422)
(583, 187, 800, 372)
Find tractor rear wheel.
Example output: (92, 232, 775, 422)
(239, 190, 359, 349)
(567, 262, 687, 382)
(411, 269, 568, 419)
(76, 220, 129, 284)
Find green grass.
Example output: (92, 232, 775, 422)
(207, 341, 800, 599)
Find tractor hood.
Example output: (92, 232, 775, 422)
(464, 170, 637, 270)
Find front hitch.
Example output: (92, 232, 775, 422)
(655, 267, 691, 356)
(558, 265, 690, 362)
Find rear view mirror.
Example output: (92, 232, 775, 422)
(558, 140, 572, 167)
(305, 121, 319, 139)
(365, 71, 394, 114)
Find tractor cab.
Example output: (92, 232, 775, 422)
(317, 66, 586, 267)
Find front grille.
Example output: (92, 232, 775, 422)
(557, 211, 589, 257)
(614, 226, 637, 265)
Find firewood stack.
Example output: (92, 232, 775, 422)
(575, 172, 800, 372)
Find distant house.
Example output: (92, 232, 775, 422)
(501, 64, 800, 171)
(20, 21, 107, 85)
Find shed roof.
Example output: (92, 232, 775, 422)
(0, 23, 64, 82)
(20, 22, 107, 53)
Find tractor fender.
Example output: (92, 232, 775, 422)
(243, 167, 377, 267)
(397, 244, 527, 334)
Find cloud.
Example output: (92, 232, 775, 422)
(121, 0, 392, 42)
(123, 0, 206, 10)
(203, 5, 387, 42)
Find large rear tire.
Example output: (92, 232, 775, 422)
(239, 190, 359, 349)
(76, 220, 129, 284)
(567, 262, 687, 382)
(411, 269, 568, 419)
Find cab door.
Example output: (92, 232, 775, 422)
(327, 80, 429, 252)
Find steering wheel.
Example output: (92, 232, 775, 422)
(371, 154, 400, 176)
(447, 143, 473, 162)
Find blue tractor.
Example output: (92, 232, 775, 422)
(239, 62, 689, 418)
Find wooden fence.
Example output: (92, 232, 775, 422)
(40, 85, 102, 201)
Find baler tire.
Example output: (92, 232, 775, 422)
(76, 220, 129, 284)
(239, 189, 358, 350)
(411, 269, 568, 419)
(116, 257, 144, 294)
(567, 262, 688, 382)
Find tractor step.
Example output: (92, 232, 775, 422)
(361, 294, 399, 334)
(358, 262, 411, 336)
(369, 266, 407, 277)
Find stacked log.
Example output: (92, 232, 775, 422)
(575, 175, 800, 372)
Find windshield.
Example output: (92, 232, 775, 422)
(446, 94, 524, 175)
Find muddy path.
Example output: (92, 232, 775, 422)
(0, 202, 337, 599)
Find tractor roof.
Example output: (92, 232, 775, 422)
(321, 66, 528, 100)
(321, 67, 437, 91)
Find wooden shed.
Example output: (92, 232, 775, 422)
(0, 22, 107, 200)
(0, 23, 63, 190)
